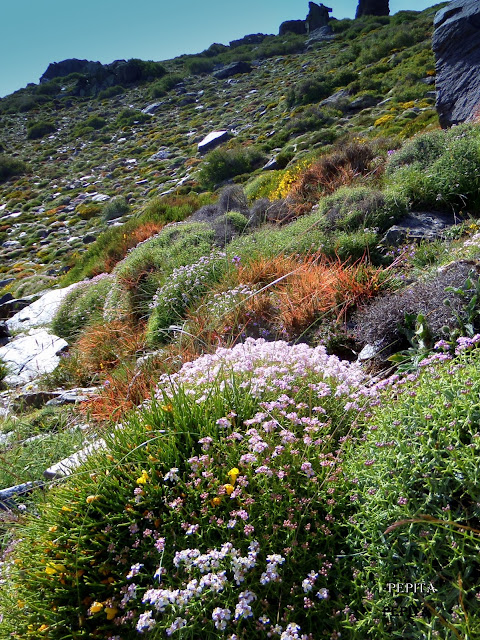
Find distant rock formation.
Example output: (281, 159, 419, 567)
(229, 34, 267, 48)
(40, 59, 103, 82)
(40, 58, 165, 97)
(306, 2, 332, 32)
(279, 2, 332, 36)
(433, 0, 480, 127)
(355, 0, 389, 18)
(279, 20, 307, 36)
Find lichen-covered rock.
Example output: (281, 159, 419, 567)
(433, 0, 480, 127)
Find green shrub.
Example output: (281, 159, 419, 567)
(185, 57, 215, 75)
(36, 80, 61, 95)
(76, 202, 103, 220)
(97, 85, 124, 99)
(84, 115, 107, 130)
(116, 108, 151, 127)
(146, 249, 230, 343)
(105, 222, 216, 321)
(26, 120, 56, 139)
(387, 124, 480, 212)
(103, 196, 130, 220)
(150, 73, 185, 98)
(198, 146, 265, 188)
(319, 186, 408, 233)
(0, 154, 26, 181)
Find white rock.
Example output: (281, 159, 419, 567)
(7, 284, 78, 331)
(43, 438, 106, 479)
(198, 130, 230, 154)
(0, 329, 68, 386)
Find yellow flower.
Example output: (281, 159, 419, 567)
(227, 468, 240, 483)
(105, 606, 119, 620)
(89, 601, 104, 614)
(136, 470, 149, 485)
(61, 506, 72, 512)
(38, 625, 49, 633)
(161, 403, 173, 412)
(48, 525, 58, 533)
(45, 563, 66, 575)
(17, 600, 25, 609)
(224, 484, 235, 496)
(211, 497, 222, 507)
(86, 495, 100, 504)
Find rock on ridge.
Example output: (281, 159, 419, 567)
(355, 0, 389, 18)
(433, 0, 480, 127)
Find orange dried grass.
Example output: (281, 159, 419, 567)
(83, 341, 199, 423)
(236, 253, 385, 339)
(74, 320, 146, 375)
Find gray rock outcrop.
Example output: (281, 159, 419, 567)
(433, 0, 480, 127)
(355, 0, 389, 18)
(213, 62, 253, 80)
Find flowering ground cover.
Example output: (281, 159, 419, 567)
(2, 337, 480, 638)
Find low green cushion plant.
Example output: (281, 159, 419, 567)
(341, 348, 480, 639)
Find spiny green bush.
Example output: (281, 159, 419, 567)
(185, 57, 215, 75)
(146, 249, 231, 344)
(97, 85, 124, 99)
(116, 108, 151, 128)
(198, 146, 265, 189)
(318, 186, 408, 233)
(26, 120, 56, 140)
(104, 222, 216, 321)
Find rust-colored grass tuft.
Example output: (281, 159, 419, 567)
(233, 253, 385, 340)
(74, 320, 146, 376)
(83, 341, 200, 423)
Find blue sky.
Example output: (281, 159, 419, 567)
(1, 0, 438, 98)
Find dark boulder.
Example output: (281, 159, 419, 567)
(433, 0, 480, 127)
(382, 211, 457, 244)
(279, 20, 307, 36)
(355, 0, 389, 18)
(213, 61, 253, 80)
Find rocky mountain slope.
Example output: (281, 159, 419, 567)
(3, 2, 480, 638)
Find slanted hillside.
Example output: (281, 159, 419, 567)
(3, 3, 480, 639)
